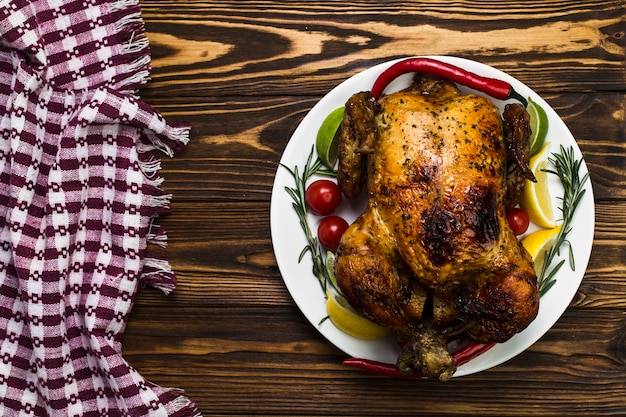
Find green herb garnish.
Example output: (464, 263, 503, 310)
(281, 146, 337, 293)
(538, 145, 590, 295)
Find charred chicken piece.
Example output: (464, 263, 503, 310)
(334, 73, 539, 381)
(503, 102, 536, 208)
(337, 91, 380, 199)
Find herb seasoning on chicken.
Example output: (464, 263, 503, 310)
(334, 73, 539, 381)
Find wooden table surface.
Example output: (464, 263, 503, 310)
(124, 1, 626, 415)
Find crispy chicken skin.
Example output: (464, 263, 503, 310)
(334, 74, 539, 381)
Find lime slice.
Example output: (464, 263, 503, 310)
(326, 290, 391, 340)
(316, 107, 344, 168)
(520, 142, 557, 229)
(528, 97, 549, 156)
(325, 251, 340, 293)
(521, 226, 562, 277)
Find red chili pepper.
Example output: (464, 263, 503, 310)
(342, 357, 411, 379)
(371, 57, 527, 107)
(453, 341, 497, 367)
(342, 342, 496, 378)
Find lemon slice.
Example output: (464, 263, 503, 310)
(528, 97, 549, 156)
(520, 142, 557, 228)
(326, 290, 391, 340)
(521, 226, 562, 277)
(316, 107, 344, 168)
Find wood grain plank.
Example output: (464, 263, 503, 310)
(123, 308, 626, 416)
(138, 0, 625, 98)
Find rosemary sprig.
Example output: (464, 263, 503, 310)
(281, 146, 337, 293)
(538, 145, 590, 296)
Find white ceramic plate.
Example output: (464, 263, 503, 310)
(270, 56, 594, 377)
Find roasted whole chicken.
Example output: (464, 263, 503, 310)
(334, 73, 539, 381)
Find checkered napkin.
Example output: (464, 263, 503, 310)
(0, 0, 201, 415)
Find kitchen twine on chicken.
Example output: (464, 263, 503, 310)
(0, 0, 201, 416)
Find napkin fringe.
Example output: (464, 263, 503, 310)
(147, 223, 169, 248)
(111, 0, 152, 94)
(136, 128, 186, 261)
(162, 389, 204, 417)
(138, 155, 165, 181)
(140, 154, 176, 294)
(141, 194, 175, 295)
(142, 255, 177, 294)
(137, 131, 187, 296)
(142, 125, 191, 158)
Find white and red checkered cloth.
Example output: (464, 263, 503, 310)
(0, 0, 201, 415)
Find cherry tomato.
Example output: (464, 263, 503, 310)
(318, 215, 349, 252)
(305, 179, 342, 216)
(506, 207, 530, 235)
